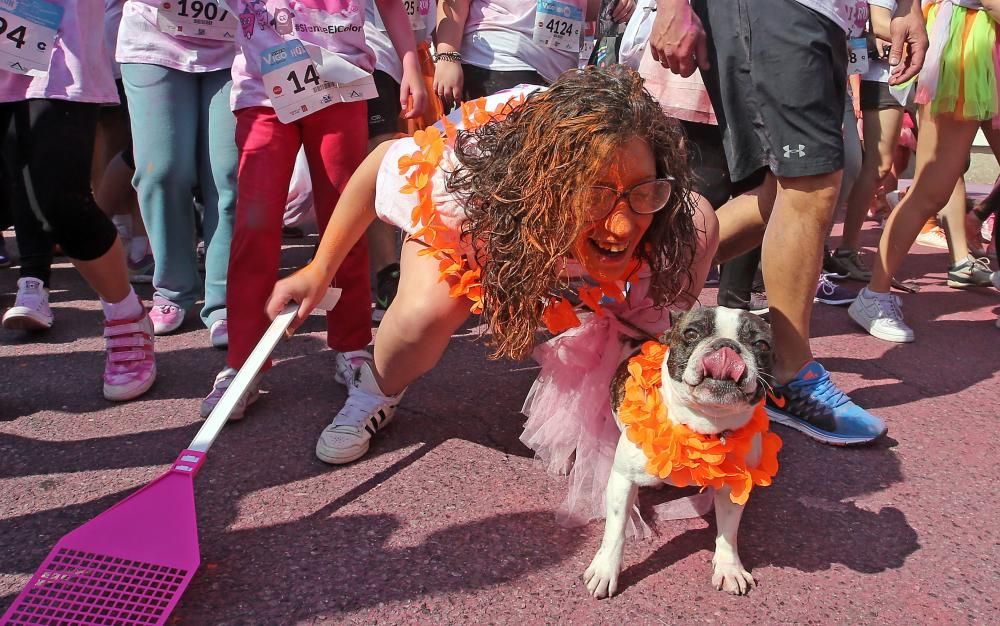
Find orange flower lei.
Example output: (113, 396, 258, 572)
(397, 96, 633, 333)
(618, 341, 782, 505)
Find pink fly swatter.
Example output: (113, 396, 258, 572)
(2, 290, 341, 625)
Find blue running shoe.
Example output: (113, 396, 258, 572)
(765, 361, 887, 446)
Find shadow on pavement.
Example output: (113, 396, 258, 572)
(617, 434, 917, 594)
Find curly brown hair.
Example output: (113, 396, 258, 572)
(447, 65, 699, 361)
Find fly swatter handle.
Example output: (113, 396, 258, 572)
(187, 288, 341, 453)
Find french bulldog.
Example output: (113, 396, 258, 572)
(584, 306, 774, 598)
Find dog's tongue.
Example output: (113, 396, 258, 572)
(702, 347, 746, 382)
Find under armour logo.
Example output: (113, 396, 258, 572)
(783, 144, 806, 158)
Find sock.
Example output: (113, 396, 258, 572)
(101, 286, 144, 322)
(111, 215, 132, 241)
(129, 235, 150, 263)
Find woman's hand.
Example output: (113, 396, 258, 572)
(400, 57, 428, 119)
(266, 264, 329, 335)
(433, 60, 464, 108)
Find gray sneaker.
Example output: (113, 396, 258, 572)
(829, 248, 872, 281)
(200, 367, 260, 420)
(947, 255, 993, 288)
(748, 290, 769, 315)
(848, 288, 914, 343)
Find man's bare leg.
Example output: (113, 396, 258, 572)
(764, 171, 841, 383)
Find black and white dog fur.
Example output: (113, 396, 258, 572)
(584, 306, 773, 598)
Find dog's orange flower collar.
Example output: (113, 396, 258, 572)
(618, 341, 782, 505)
(398, 96, 633, 332)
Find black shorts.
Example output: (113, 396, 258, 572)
(461, 64, 547, 100)
(693, 0, 847, 180)
(367, 70, 401, 139)
(99, 78, 130, 122)
(860, 80, 903, 111)
(682, 120, 769, 209)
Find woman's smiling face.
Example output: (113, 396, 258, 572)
(571, 137, 658, 282)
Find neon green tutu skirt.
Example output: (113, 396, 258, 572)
(917, 2, 999, 121)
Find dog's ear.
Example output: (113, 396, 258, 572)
(660, 309, 685, 344)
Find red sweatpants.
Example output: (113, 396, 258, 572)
(227, 102, 371, 370)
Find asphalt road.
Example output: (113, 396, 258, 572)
(2, 224, 998, 624)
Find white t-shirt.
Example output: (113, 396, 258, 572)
(793, 0, 854, 32)
(461, 0, 581, 83)
(116, 0, 236, 73)
(376, 85, 545, 235)
(364, 0, 434, 83)
(861, 0, 897, 83)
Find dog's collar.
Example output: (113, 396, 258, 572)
(618, 341, 782, 505)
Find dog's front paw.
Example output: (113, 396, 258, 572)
(712, 560, 755, 595)
(583, 551, 623, 599)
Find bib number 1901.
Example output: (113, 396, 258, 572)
(174, 0, 229, 21)
(157, 0, 238, 40)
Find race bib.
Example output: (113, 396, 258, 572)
(0, 0, 64, 77)
(404, 0, 430, 31)
(262, 39, 377, 123)
(157, 0, 238, 41)
(847, 37, 868, 75)
(533, 0, 583, 53)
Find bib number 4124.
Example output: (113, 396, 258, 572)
(533, 0, 583, 53)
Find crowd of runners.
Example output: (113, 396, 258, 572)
(2, 0, 998, 464)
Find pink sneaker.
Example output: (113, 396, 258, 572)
(209, 318, 228, 348)
(149, 294, 185, 335)
(103, 312, 157, 401)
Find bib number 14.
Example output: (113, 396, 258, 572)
(261, 39, 378, 123)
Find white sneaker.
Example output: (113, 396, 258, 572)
(991, 270, 1000, 290)
(333, 349, 374, 385)
(848, 288, 915, 343)
(200, 367, 260, 420)
(914, 226, 949, 250)
(3, 277, 54, 330)
(316, 362, 404, 464)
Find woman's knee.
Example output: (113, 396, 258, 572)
(390, 291, 469, 344)
(131, 154, 196, 195)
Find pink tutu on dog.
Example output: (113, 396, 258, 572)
(521, 294, 678, 537)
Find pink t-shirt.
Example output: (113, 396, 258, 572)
(106, 0, 124, 79)
(638, 48, 716, 126)
(116, 0, 236, 72)
(229, 0, 375, 111)
(0, 0, 118, 104)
